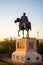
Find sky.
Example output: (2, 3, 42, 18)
(0, 0, 43, 40)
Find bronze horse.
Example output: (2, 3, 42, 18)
(14, 18, 31, 37)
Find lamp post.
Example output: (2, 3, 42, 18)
(37, 32, 39, 40)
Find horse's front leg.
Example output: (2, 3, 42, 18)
(22, 30, 24, 38)
(18, 30, 20, 37)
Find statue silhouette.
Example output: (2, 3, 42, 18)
(14, 13, 31, 38)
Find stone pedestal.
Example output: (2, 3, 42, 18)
(12, 38, 41, 63)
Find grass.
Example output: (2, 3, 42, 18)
(0, 61, 13, 65)
(0, 61, 9, 65)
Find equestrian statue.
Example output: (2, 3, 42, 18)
(14, 13, 31, 38)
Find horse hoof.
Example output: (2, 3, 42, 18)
(18, 34, 20, 37)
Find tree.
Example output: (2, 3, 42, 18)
(37, 40, 43, 55)
(0, 38, 16, 54)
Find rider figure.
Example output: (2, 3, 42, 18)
(21, 13, 28, 23)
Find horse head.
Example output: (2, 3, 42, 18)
(14, 18, 21, 23)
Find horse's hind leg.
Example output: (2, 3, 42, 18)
(26, 30, 29, 38)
